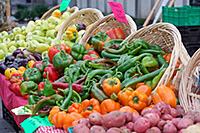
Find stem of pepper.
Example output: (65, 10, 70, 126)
(132, 96, 139, 103)
(108, 80, 117, 86)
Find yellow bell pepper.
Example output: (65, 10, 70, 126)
(4, 68, 18, 80)
(18, 66, 26, 75)
(27, 60, 35, 68)
(52, 9, 61, 18)
(86, 24, 99, 34)
(65, 28, 79, 42)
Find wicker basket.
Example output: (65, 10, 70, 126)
(79, 13, 137, 46)
(122, 23, 190, 92)
(56, 8, 104, 40)
(40, 5, 79, 20)
(179, 48, 200, 112)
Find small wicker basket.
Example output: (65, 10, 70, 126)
(179, 48, 200, 112)
(79, 13, 137, 46)
(122, 23, 190, 92)
(56, 8, 104, 40)
(40, 5, 79, 20)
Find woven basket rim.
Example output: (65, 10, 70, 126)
(56, 8, 104, 40)
(79, 13, 137, 46)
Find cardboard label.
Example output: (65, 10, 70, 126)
(107, 1, 128, 25)
(11, 105, 32, 115)
(20, 116, 54, 133)
(59, 0, 71, 11)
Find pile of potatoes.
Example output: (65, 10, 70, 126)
(73, 102, 200, 133)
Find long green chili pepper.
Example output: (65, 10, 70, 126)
(151, 68, 166, 90)
(85, 69, 114, 84)
(59, 78, 73, 111)
(136, 61, 149, 74)
(128, 46, 142, 55)
(138, 49, 166, 55)
(80, 59, 91, 73)
(124, 64, 138, 79)
(157, 54, 169, 68)
(101, 50, 121, 59)
(136, 65, 143, 76)
(122, 68, 165, 89)
(103, 41, 129, 54)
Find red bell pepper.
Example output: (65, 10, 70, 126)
(83, 55, 97, 61)
(88, 50, 100, 56)
(32, 61, 44, 68)
(48, 44, 71, 63)
(43, 64, 61, 82)
(10, 74, 23, 84)
(106, 28, 126, 39)
(9, 82, 22, 96)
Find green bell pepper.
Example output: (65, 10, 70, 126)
(0, 43, 8, 55)
(35, 43, 49, 54)
(26, 21, 36, 33)
(141, 56, 159, 68)
(89, 32, 111, 53)
(20, 81, 38, 95)
(23, 68, 42, 83)
(70, 43, 87, 60)
(44, 72, 56, 97)
(133, 39, 149, 49)
(0, 31, 8, 39)
(53, 50, 74, 73)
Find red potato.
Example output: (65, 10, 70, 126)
(170, 108, 177, 118)
(157, 119, 167, 130)
(124, 112, 133, 123)
(126, 122, 134, 131)
(161, 114, 173, 121)
(144, 113, 160, 126)
(195, 114, 200, 123)
(150, 108, 161, 117)
(154, 102, 171, 114)
(132, 113, 141, 123)
(145, 129, 157, 133)
(107, 127, 122, 133)
(134, 117, 151, 133)
(78, 118, 91, 128)
(175, 105, 185, 117)
(183, 115, 195, 122)
(150, 127, 161, 133)
(73, 124, 90, 133)
(172, 118, 181, 128)
(90, 125, 106, 133)
(163, 123, 177, 133)
(119, 126, 128, 130)
(89, 112, 103, 125)
(103, 111, 126, 128)
(141, 108, 152, 116)
(178, 129, 185, 133)
(177, 118, 194, 130)
(122, 129, 131, 133)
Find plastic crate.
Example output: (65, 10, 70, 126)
(2, 101, 21, 133)
(177, 26, 200, 56)
(162, 5, 200, 26)
(190, 0, 200, 7)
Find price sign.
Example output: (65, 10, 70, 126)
(60, 0, 71, 11)
(107, 1, 128, 25)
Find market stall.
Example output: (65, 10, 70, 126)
(0, 1, 200, 133)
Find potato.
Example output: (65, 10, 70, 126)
(172, 118, 181, 128)
(163, 123, 177, 133)
(124, 112, 133, 123)
(122, 129, 131, 133)
(150, 127, 161, 133)
(90, 125, 106, 133)
(161, 114, 173, 121)
(103, 111, 126, 128)
(154, 102, 171, 114)
(126, 122, 134, 131)
(132, 113, 141, 123)
(145, 129, 157, 133)
(157, 119, 166, 130)
(78, 118, 91, 128)
(119, 126, 127, 130)
(150, 108, 161, 117)
(89, 112, 103, 125)
(177, 118, 194, 130)
(183, 115, 195, 122)
(144, 113, 160, 126)
(179, 129, 185, 133)
(170, 108, 177, 118)
(73, 124, 90, 133)
(134, 117, 150, 133)
(175, 105, 185, 117)
(141, 108, 152, 116)
(184, 124, 200, 133)
(195, 113, 200, 123)
(107, 127, 122, 133)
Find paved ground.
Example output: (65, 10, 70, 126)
(0, 98, 23, 133)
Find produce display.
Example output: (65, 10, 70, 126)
(0, 5, 199, 133)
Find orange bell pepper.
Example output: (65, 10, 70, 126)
(68, 103, 81, 114)
(128, 90, 148, 111)
(119, 106, 139, 114)
(136, 85, 152, 97)
(53, 111, 68, 128)
(103, 77, 121, 97)
(79, 98, 101, 118)
(100, 99, 121, 115)
(118, 87, 134, 106)
(48, 106, 60, 124)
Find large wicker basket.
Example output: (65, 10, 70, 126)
(179, 48, 200, 112)
(122, 23, 190, 92)
(79, 13, 137, 46)
(56, 8, 104, 40)
(40, 5, 79, 20)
